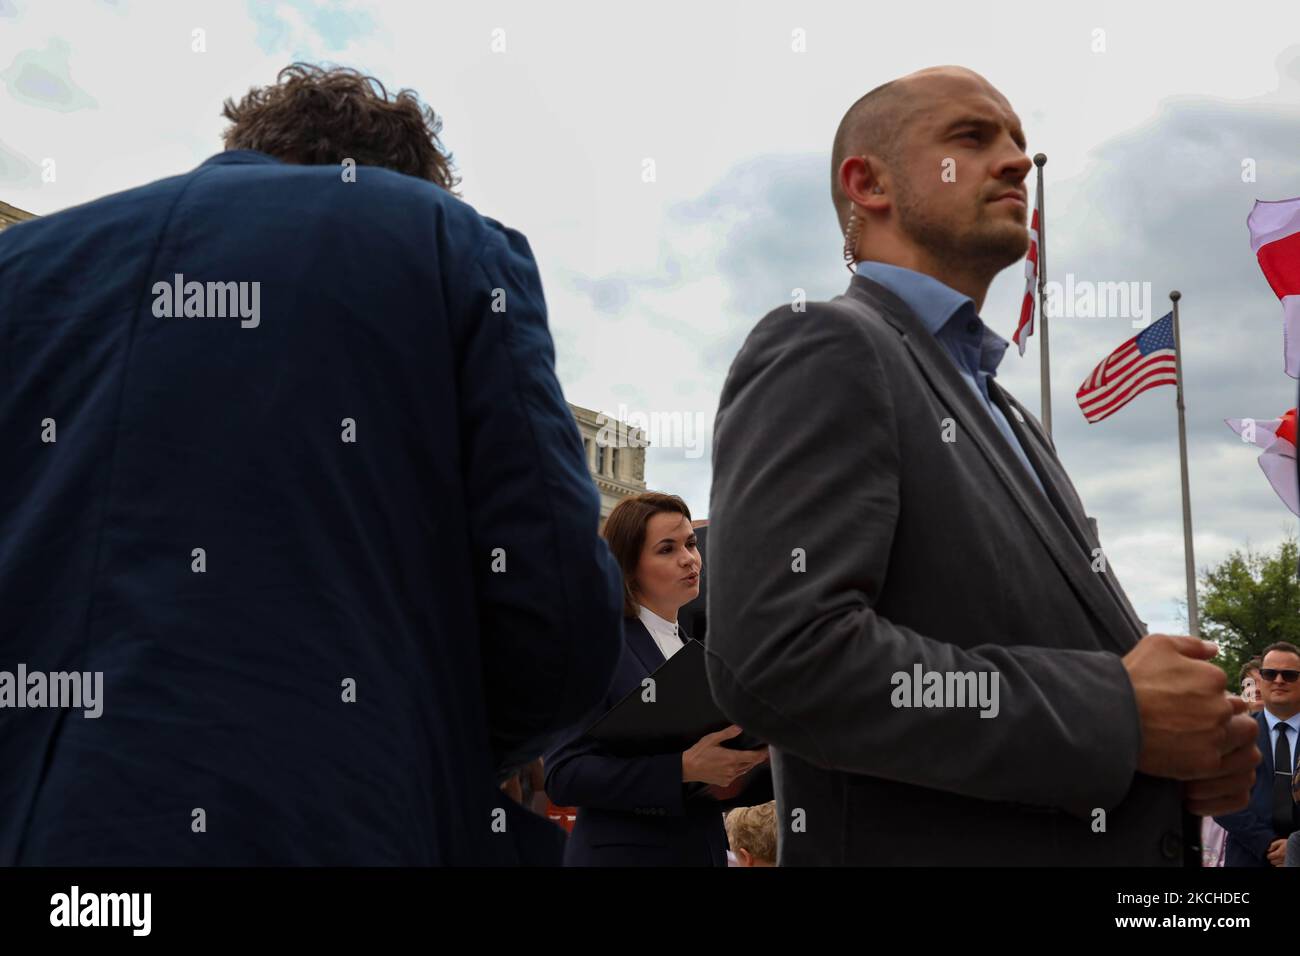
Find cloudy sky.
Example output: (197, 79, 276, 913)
(3, 0, 1299, 633)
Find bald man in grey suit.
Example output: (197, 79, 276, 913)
(705, 66, 1260, 866)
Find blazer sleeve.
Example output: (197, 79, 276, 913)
(704, 303, 1143, 817)
(543, 733, 687, 816)
(449, 221, 623, 779)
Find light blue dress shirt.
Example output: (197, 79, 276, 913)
(855, 261, 1045, 496)
(1263, 710, 1300, 775)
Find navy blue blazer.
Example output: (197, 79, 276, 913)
(543, 617, 731, 866)
(0, 151, 623, 865)
(1214, 711, 1300, 867)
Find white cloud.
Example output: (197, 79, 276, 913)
(4, 0, 1300, 633)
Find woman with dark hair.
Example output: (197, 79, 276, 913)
(543, 492, 769, 866)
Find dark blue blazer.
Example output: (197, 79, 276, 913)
(0, 151, 623, 865)
(1215, 712, 1299, 867)
(544, 617, 731, 866)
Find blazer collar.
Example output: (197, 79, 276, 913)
(1258, 711, 1275, 774)
(625, 616, 694, 673)
(199, 150, 284, 169)
(843, 274, 1142, 653)
(625, 617, 666, 672)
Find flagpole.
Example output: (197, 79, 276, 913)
(1034, 153, 1051, 438)
(1170, 290, 1199, 636)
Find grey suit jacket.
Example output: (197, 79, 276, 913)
(705, 274, 1185, 865)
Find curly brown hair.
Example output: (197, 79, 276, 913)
(221, 63, 460, 192)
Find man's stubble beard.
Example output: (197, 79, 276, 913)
(894, 177, 1029, 280)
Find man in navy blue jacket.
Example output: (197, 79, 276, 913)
(1215, 642, 1300, 866)
(0, 64, 622, 865)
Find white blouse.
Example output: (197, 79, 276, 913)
(637, 604, 685, 660)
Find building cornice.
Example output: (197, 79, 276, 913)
(0, 200, 35, 228)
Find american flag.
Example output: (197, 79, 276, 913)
(1012, 206, 1040, 356)
(1076, 313, 1178, 423)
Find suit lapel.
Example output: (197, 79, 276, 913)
(625, 618, 666, 673)
(843, 275, 1140, 653)
(1259, 713, 1273, 776)
(989, 382, 1147, 639)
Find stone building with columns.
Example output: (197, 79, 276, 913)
(569, 403, 648, 524)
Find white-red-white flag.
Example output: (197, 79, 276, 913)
(1013, 206, 1040, 357)
(1224, 408, 1298, 515)
(1247, 197, 1300, 378)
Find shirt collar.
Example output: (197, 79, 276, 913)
(856, 260, 971, 335)
(637, 604, 679, 643)
(198, 150, 285, 169)
(1264, 710, 1300, 736)
(855, 260, 1011, 378)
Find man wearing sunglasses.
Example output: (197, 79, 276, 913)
(1215, 642, 1300, 866)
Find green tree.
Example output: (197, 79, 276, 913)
(1191, 534, 1300, 688)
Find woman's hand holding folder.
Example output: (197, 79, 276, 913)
(682, 725, 770, 787)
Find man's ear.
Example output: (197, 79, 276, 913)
(736, 848, 753, 867)
(841, 155, 891, 212)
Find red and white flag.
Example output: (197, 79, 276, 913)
(1224, 408, 1298, 515)
(1247, 197, 1300, 378)
(1012, 206, 1040, 356)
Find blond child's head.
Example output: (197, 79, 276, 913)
(725, 801, 777, 867)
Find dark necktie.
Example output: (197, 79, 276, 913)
(1273, 723, 1294, 835)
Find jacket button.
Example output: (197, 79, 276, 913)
(1159, 831, 1182, 861)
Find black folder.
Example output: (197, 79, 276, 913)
(585, 639, 765, 757)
